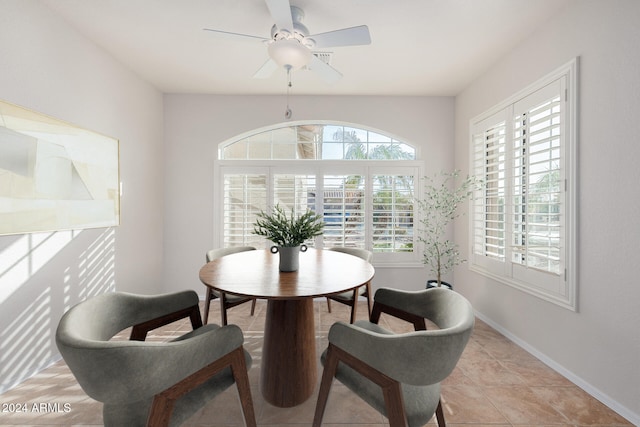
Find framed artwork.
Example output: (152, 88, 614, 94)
(0, 100, 120, 235)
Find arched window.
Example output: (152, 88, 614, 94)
(220, 123, 415, 160)
(214, 122, 422, 266)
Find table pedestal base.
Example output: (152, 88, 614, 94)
(261, 299, 317, 407)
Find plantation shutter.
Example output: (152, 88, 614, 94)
(322, 174, 366, 248)
(470, 62, 575, 309)
(217, 162, 422, 266)
(471, 111, 507, 275)
(222, 172, 267, 248)
(371, 173, 415, 253)
(511, 79, 565, 284)
(273, 174, 318, 245)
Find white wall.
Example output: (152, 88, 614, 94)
(162, 95, 454, 295)
(0, 0, 164, 392)
(3, 1, 636, 422)
(454, 0, 640, 423)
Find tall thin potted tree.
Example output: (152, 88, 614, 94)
(416, 170, 481, 288)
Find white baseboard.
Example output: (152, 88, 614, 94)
(474, 311, 639, 426)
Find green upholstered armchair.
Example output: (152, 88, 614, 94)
(203, 246, 257, 325)
(313, 287, 474, 427)
(56, 290, 256, 427)
(325, 247, 374, 323)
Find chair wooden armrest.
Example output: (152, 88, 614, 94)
(130, 304, 203, 341)
(370, 301, 426, 331)
(147, 346, 256, 427)
(314, 342, 408, 427)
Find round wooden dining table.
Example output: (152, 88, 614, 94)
(198, 248, 375, 407)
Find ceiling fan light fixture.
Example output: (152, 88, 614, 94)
(268, 39, 312, 70)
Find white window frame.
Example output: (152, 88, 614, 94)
(214, 161, 423, 267)
(469, 58, 578, 311)
(218, 121, 417, 161)
(213, 121, 423, 268)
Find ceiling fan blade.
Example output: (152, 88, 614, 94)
(265, 0, 293, 31)
(253, 58, 278, 79)
(309, 25, 371, 48)
(308, 54, 342, 84)
(203, 28, 268, 42)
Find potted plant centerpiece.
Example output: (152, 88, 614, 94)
(417, 170, 481, 289)
(253, 204, 324, 272)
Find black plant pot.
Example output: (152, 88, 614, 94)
(426, 279, 453, 290)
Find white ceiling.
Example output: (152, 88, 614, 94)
(42, 0, 571, 96)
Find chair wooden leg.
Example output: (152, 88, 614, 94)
(189, 305, 204, 330)
(203, 288, 213, 325)
(435, 398, 446, 427)
(230, 348, 257, 427)
(349, 289, 359, 324)
(147, 393, 173, 426)
(382, 381, 409, 427)
(313, 345, 339, 427)
(220, 294, 228, 326)
(364, 282, 373, 317)
(326, 297, 332, 313)
(250, 299, 256, 316)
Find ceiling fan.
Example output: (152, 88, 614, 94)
(203, 0, 371, 83)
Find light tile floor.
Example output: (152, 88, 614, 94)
(0, 300, 632, 426)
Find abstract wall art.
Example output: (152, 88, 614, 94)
(0, 100, 120, 235)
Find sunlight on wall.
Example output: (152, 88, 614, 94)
(1, 289, 52, 391)
(0, 228, 116, 393)
(0, 231, 81, 305)
(72, 228, 116, 302)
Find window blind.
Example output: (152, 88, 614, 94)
(472, 117, 506, 263)
(322, 175, 366, 248)
(512, 92, 562, 275)
(372, 174, 414, 253)
(222, 173, 267, 248)
(218, 164, 420, 265)
(469, 58, 576, 310)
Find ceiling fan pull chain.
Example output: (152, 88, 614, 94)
(285, 65, 293, 119)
